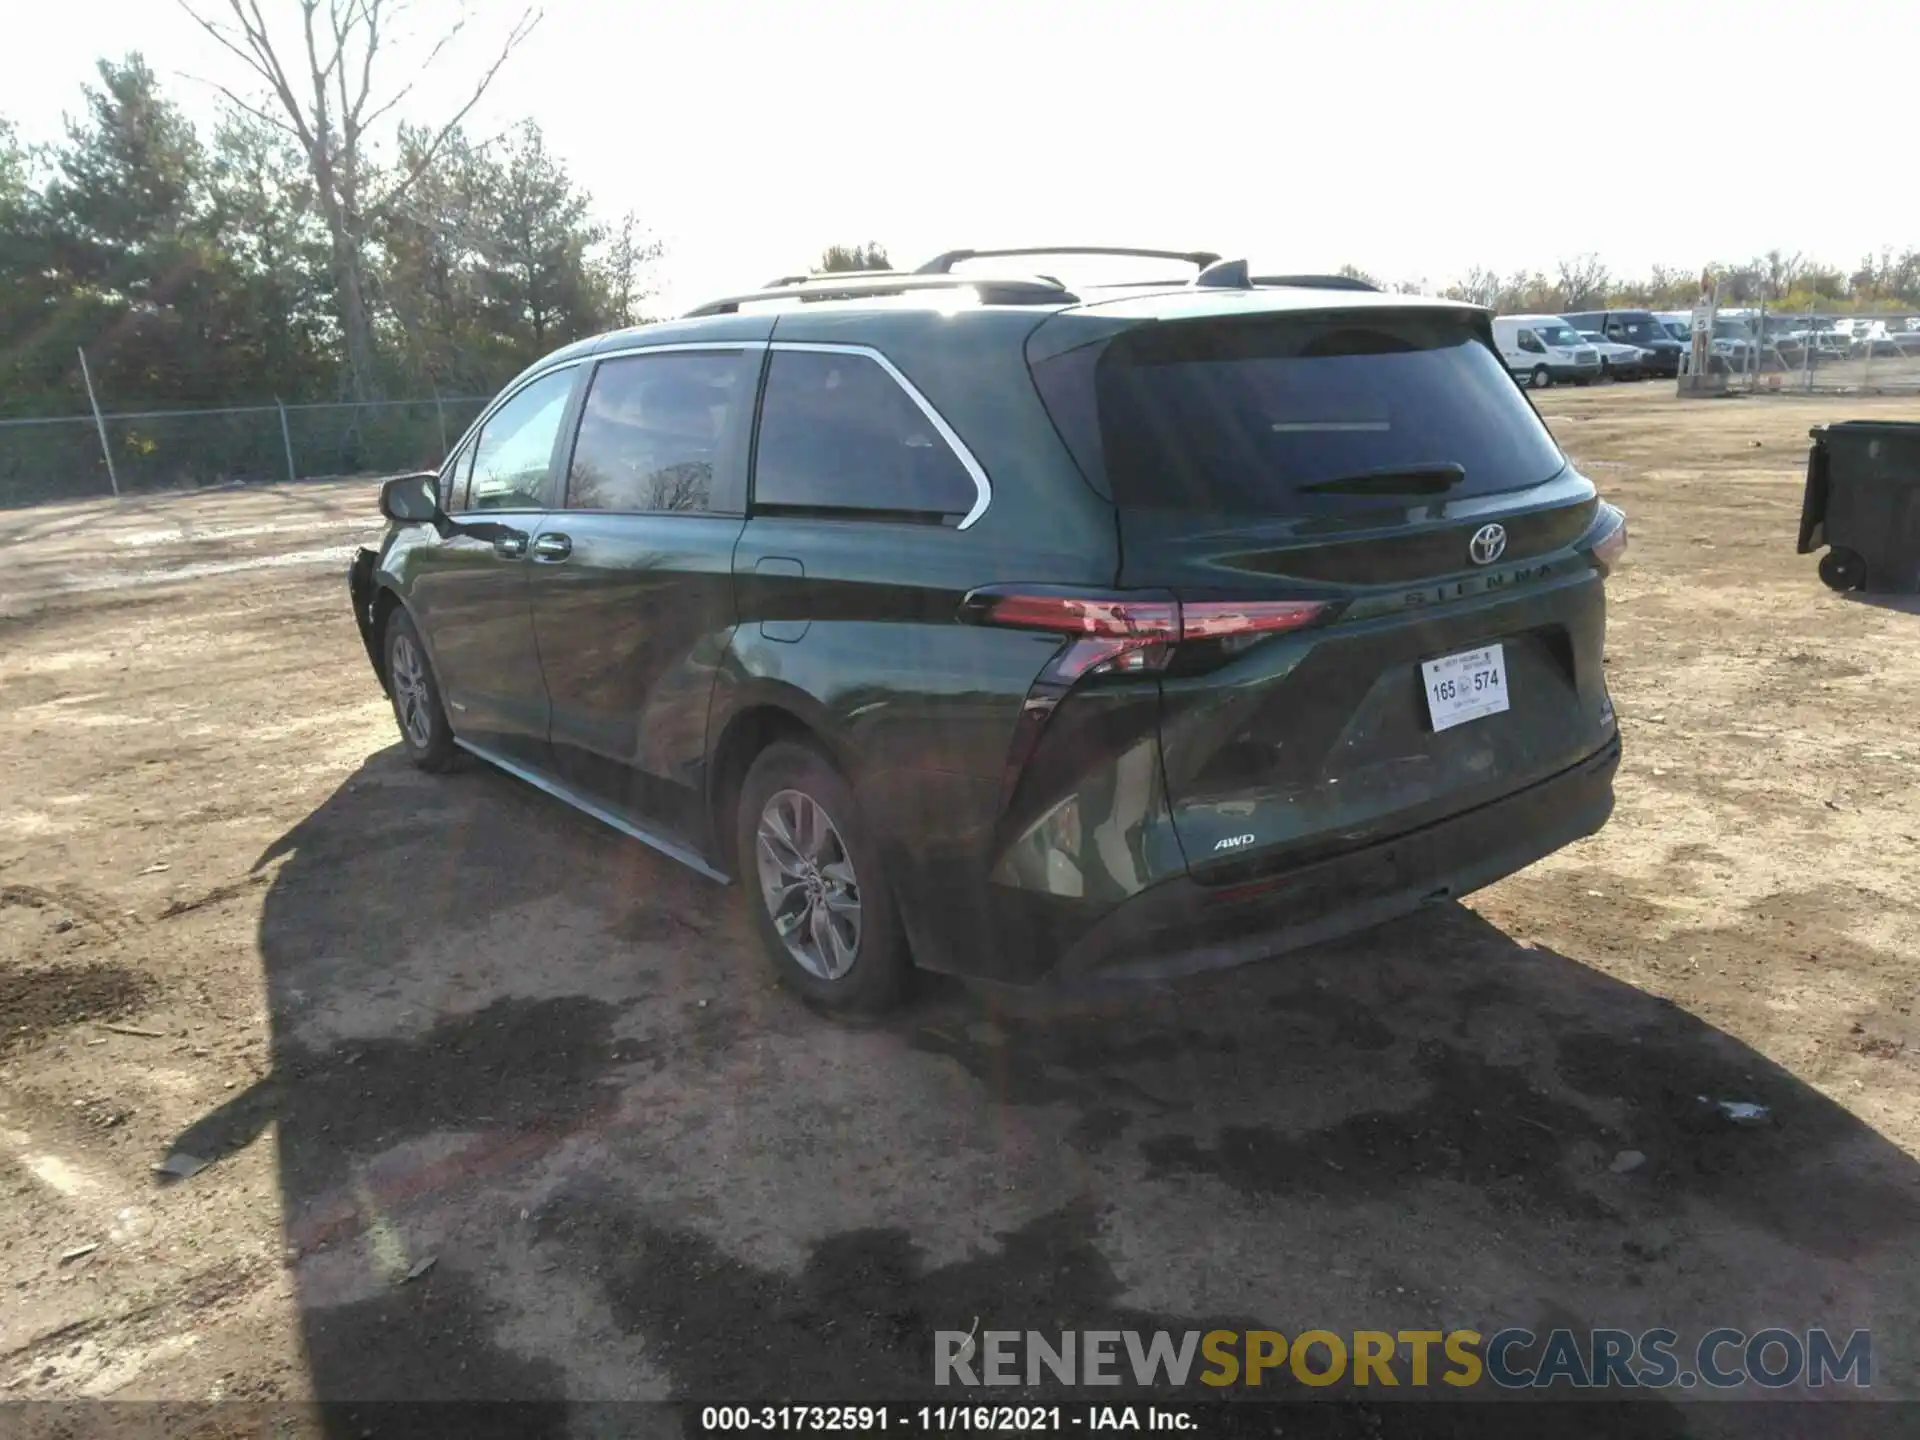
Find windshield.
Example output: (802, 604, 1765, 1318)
(1535, 322, 1584, 347)
(1090, 311, 1567, 516)
(1611, 315, 1669, 344)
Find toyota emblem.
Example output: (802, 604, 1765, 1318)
(1469, 523, 1508, 566)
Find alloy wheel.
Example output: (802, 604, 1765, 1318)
(755, 789, 862, 980)
(390, 632, 434, 749)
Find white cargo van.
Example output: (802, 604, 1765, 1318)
(1491, 315, 1603, 388)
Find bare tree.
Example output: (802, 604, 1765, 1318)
(1642, 264, 1694, 307)
(177, 0, 540, 400)
(1553, 253, 1612, 310)
(1759, 248, 1805, 302)
(1444, 266, 1503, 308)
(605, 209, 662, 328)
(1493, 270, 1553, 314)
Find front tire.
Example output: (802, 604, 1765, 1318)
(384, 609, 460, 772)
(736, 740, 908, 1014)
(1529, 365, 1551, 389)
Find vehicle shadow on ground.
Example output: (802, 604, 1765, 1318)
(1840, 589, 1920, 616)
(165, 750, 1919, 1430)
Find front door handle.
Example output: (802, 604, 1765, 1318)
(492, 533, 528, 559)
(531, 533, 573, 562)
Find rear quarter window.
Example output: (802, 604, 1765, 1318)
(752, 349, 978, 521)
(1090, 312, 1568, 517)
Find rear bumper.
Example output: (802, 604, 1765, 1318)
(1042, 735, 1619, 985)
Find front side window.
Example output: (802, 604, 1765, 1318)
(753, 350, 978, 520)
(465, 368, 575, 512)
(566, 350, 755, 513)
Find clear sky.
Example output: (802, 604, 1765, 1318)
(5, 0, 1914, 314)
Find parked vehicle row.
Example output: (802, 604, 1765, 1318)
(1492, 313, 1679, 387)
(1506, 307, 1920, 382)
(350, 246, 1626, 1013)
(1563, 311, 1687, 379)
(1708, 312, 1920, 367)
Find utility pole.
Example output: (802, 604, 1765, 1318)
(77, 347, 118, 497)
(278, 399, 297, 483)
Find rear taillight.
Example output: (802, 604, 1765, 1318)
(963, 589, 1328, 679)
(1589, 504, 1629, 572)
(967, 588, 1331, 815)
(1176, 600, 1331, 639)
(964, 591, 1180, 678)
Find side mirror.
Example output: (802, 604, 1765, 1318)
(379, 471, 441, 523)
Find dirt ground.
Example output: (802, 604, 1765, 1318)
(2, 386, 1917, 1424)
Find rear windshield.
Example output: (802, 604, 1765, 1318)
(1087, 313, 1567, 516)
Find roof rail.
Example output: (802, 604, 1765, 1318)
(914, 246, 1221, 275)
(683, 272, 1075, 318)
(1192, 259, 1381, 293)
(758, 270, 917, 289)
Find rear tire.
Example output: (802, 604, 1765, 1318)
(1529, 365, 1551, 389)
(1818, 547, 1866, 593)
(384, 609, 460, 772)
(736, 740, 908, 1014)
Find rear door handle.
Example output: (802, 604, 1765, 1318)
(492, 533, 528, 559)
(531, 532, 572, 562)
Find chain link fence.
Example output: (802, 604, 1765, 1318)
(0, 396, 490, 508)
(1692, 306, 1920, 396)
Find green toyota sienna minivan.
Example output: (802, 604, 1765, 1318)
(348, 247, 1627, 1013)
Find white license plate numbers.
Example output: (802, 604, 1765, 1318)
(1422, 644, 1510, 732)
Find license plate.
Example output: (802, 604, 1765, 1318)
(1422, 644, 1510, 732)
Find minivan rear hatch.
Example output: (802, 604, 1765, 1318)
(1028, 302, 1613, 878)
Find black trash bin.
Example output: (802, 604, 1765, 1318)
(1798, 420, 1920, 593)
